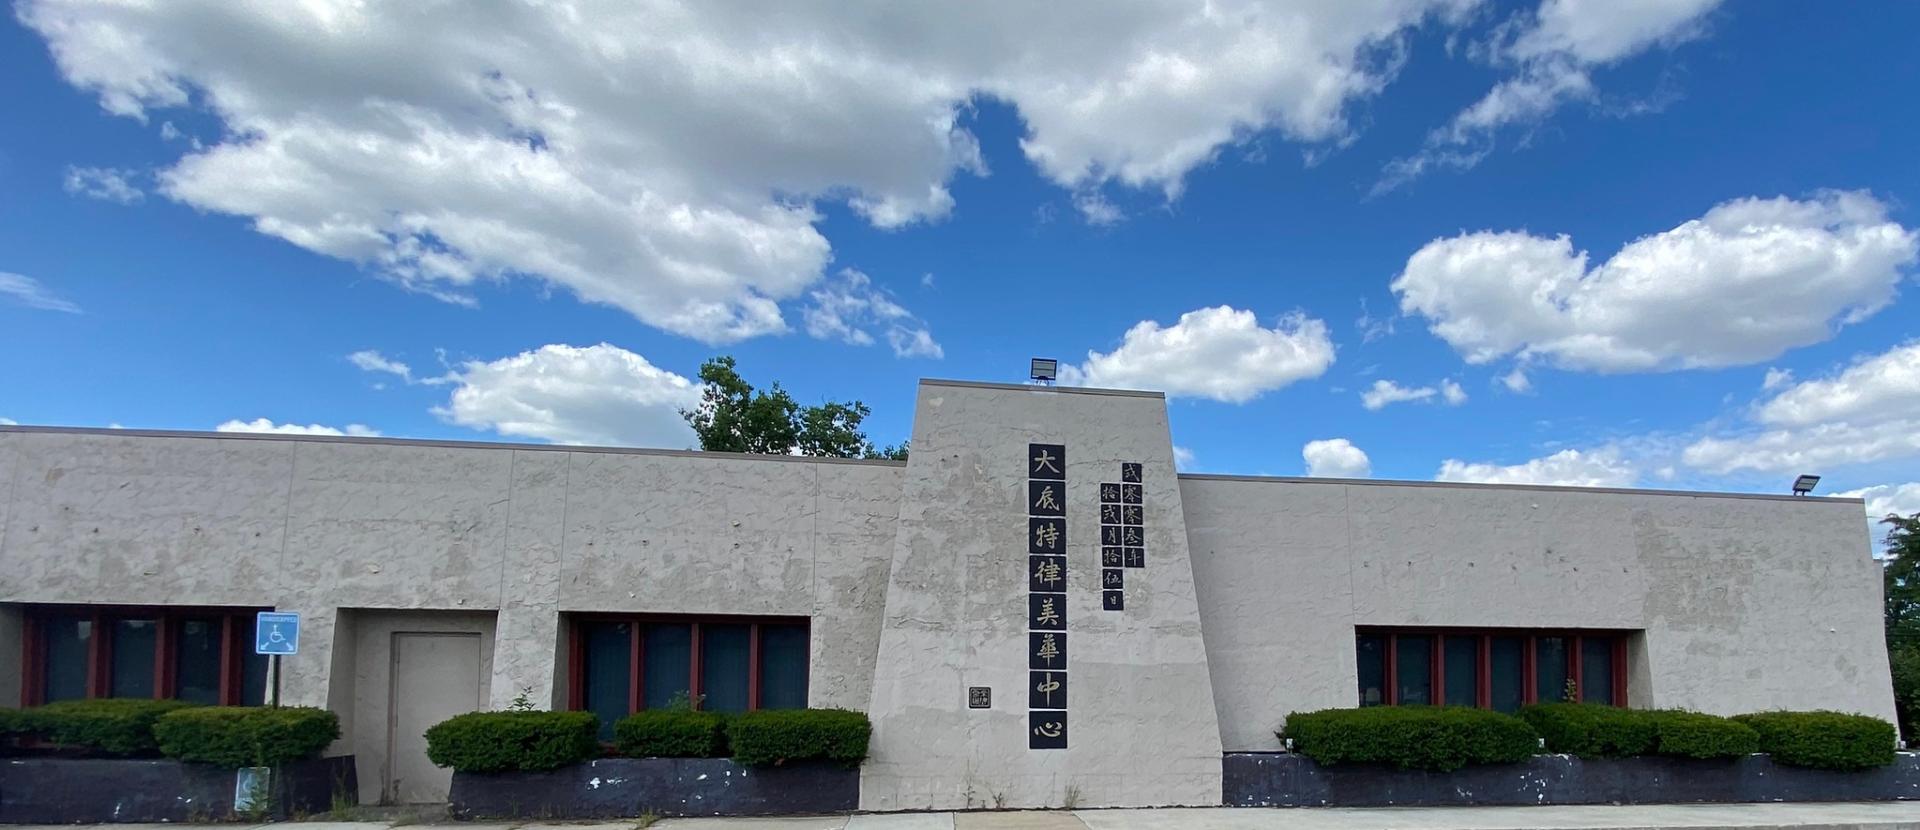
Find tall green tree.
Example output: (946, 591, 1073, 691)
(679, 355, 905, 460)
(1880, 513, 1920, 738)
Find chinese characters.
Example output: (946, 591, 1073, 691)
(1026, 443, 1069, 749)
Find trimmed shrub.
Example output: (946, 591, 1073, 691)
(1281, 706, 1538, 772)
(425, 710, 599, 773)
(614, 710, 729, 758)
(19, 698, 199, 756)
(154, 706, 340, 767)
(1733, 711, 1897, 770)
(1648, 710, 1759, 759)
(1520, 703, 1656, 758)
(728, 709, 871, 767)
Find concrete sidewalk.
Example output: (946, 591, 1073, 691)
(14, 803, 1920, 830)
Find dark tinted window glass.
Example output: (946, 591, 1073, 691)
(110, 619, 158, 698)
(43, 617, 92, 702)
(700, 624, 751, 713)
(1489, 636, 1525, 713)
(1395, 635, 1431, 705)
(174, 619, 223, 704)
(1444, 636, 1478, 706)
(1537, 636, 1570, 702)
(581, 621, 631, 739)
(642, 623, 693, 710)
(758, 624, 809, 709)
(1581, 637, 1615, 705)
(1356, 634, 1387, 706)
(241, 647, 269, 706)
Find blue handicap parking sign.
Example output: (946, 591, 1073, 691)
(255, 611, 300, 655)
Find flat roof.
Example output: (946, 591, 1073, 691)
(0, 424, 1862, 504)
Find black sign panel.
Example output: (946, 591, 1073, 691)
(1029, 671, 1067, 709)
(1100, 503, 1121, 524)
(1103, 589, 1125, 611)
(1028, 480, 1066, 517)
(969, 686, 991, 709)
(1122, 462, 1142, 483)
(1029, 711, 1068, 749)
(1123, 504, 1142, 526)
(1102, 567, 1124, 589)
(1028, 592, 1066, 631)
(1028, 443, 1066, 480)
(1100, 524, 1122, 546)
(1028, 516, 1065, 554)
(1029, 555, 1067, 592)
(1118, 525, 1142, 547)
(1099, 482, 1121, 504)
(1122, 483, 1142, 504)
(1101, 546, 1123, 567)
(1029, 631, 1067, 670)
(1124, 546, 1145, 568)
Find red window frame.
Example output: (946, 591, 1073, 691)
(1357, 626, 1630, 709)
(565, 614, 810, 714)
(19, 604, 267, 707)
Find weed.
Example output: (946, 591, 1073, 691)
(1062, 784, 1082, 810)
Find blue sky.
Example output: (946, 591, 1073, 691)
(1, 1, 1916, 526)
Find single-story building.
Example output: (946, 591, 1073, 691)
(0, 378, 1893, 810)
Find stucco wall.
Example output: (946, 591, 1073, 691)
(1181, 475, 1893, 751)
(0, 427, 898, 713)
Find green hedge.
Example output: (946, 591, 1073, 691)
(17, 699, 200, 756)
(614, 710, 730, 758)
(1733, 711, 1897, 771)
(1282, 706, 1538, 772)
(153, 706, 340, 767)
(424, 711, 600, 773)
(1649, 710, 1759, 759)
(728, 709, 871, 767)
(1520, 703, 1656, 758)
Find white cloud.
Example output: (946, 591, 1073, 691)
(1683, 341, 1920, 474)
(1360, 378, 1466, 410)
(1437, 448, 1636, 487)
(22, 0, 1474, 344)
(348, 349, 413, 383)
(1499, 367, 1532, 393)
(63, 165, 144, 203)
(0, 418, 17, 426)
(801, 269, 942, 358)
(1303, 438, 1371, 478)
(1394, 191, 1917, 372)
(1761, 367, 1794, 390)
(434, 343, 699, 447)
(1378, 0, 1721, 190)
(0, 272, 82, 313)
(1173, 445, 1196, 471)
(216, 418, 379, 437)
(1838, 483, 1920, 522)
(1074, 192, 1124, 226)
(1059, 306, 1334, 403)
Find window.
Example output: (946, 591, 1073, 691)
(20, 605, 269, 707)
(1355, 627, 1629, 711)
(568, 615, 809, 738)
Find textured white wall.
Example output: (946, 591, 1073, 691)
(1181, 475, 1894, 751)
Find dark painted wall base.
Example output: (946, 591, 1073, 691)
(449, 757, 858, 819)
(1225, 751, 1920, 807)
(0, 755, 356, 823)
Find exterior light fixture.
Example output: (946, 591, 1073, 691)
(1030, 358, 1059, 384)
(1792, 474, 1821, 496)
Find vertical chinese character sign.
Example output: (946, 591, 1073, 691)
(1100, 462, 1145, 612)
(1027, 443, 1068, 749)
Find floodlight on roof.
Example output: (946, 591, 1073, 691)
(1792, 474, 1821, 496)
(1030, 358, 1058, 384)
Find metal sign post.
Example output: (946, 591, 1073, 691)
(254, 611, 301, 708)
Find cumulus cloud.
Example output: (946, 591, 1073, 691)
(434, 343, 699, 447)
(1360, 378, 1466, 410)
(63, 165, 144, 203)
(22, 0, 1473, 343)
(1436, 448, 1635, 487)
(1682, 341, 1920, 474)
(0, 418, 17, 426)
(1173, 445, 1196, 471)
(1378, 0, 1721, 190)
(216, 418, 380, 437)
(1059, 306, 1334, 403)
(1393, 191, 1917, 372)
(1838, 482, 1920, 522)
(0, 272, 82, 313)
(1303, 438, 1371, 478)
(801, 269, 942, 358)
(1499, 367, 1532, 393)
